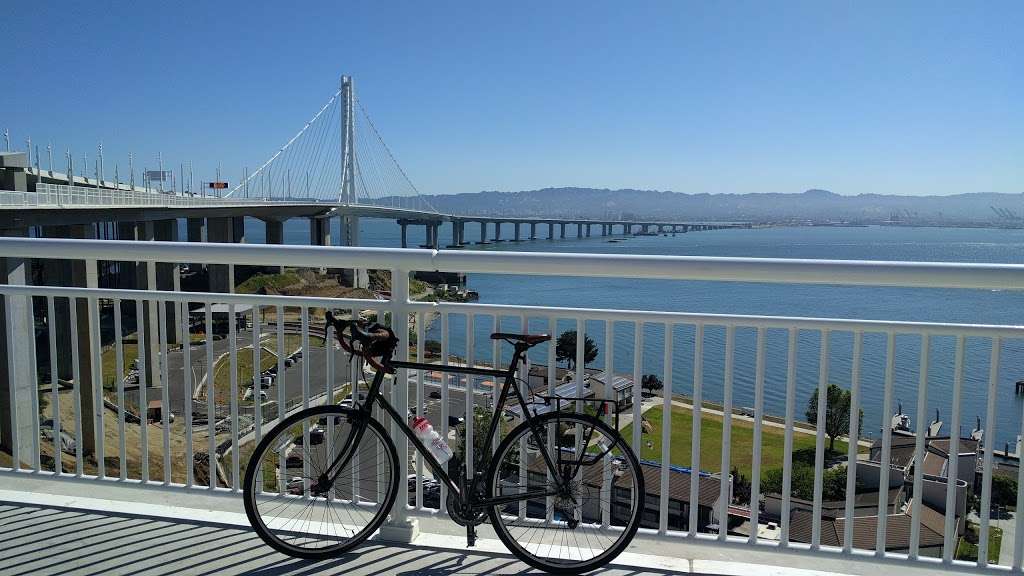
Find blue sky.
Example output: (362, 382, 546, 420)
(3, 1, 1021, 196)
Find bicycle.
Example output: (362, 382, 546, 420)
(243, 312, 644, 574)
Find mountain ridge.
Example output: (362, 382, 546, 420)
(413, 187, 1024, 223)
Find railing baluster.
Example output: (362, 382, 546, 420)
(325, 322, 335, 504)
(844, 330, 863, 552)
(204, 302, 214, 489)
(229, 303, 240, 491)
(26, 297, 40, 472)
(810, 328, 829, 549)
(253, 304, 261, 447)
(1015, 346, 1024, 570)
(575, 317, 584, 410)
(749, 326, 766, 544)
(182, 301, 193, 488)
(659, 322, 672, 535)
(521, 312, 530, 522)
(978, 336, 1001, 567)
(113, 298, 126, 480)
(70, 298, 83, 476)
(137, 299, 148, 483)
(276, 305, 285, 495)
(943, 335, 965, 564)
(466, 313, 475, 480)
(88, 296, 104, 479)
(415, 310, 424, 510)
(3, 295, 18, 470)
(632, 322, 642, 455)
(875, 330, 895, 556)
(780, 327, 797, 546)
(546, 315, 555, 524)
(909, 333, 930, 559)
(718, 325, 735, 541)
(48, 296, 61, 475)
(440, 311, 450, 516)
(602, 318, 613, 529)
(689, 323, 703, 537)
(158, 297, 171, 484)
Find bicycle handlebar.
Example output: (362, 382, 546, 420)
(325, 310, 397, 372)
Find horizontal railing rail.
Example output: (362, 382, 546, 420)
(1, 237, 1022, 573)
(3, 237, 1024, 290)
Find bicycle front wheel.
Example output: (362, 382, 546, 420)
(243, 405, 399, 559)
(486, 412, 644, 574)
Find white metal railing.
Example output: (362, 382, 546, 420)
(1, 237, 1023, 573)
(0, 183, 302, 208)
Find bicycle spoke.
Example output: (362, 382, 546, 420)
(245, 408, 398, 555)
(488, 413, 643, 571)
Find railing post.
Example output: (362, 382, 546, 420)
(380, 265, 419, 543)
(0, 227, 35, 468)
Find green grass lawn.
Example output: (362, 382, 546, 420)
(213, 334, 326, 403)
(956, 523, 1002, 563)
(621, 405, 857, 479)
(212, 347, 279, 403)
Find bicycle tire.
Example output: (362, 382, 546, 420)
(485, 411, 645, 574)
(243, 405, 399, 559)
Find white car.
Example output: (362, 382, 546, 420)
(243, 388, 268, 402)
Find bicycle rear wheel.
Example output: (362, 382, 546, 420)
(486, 412, 644, 574)
(243, 405, 399, 559)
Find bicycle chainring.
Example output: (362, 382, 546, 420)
(446, 495, 487, 527)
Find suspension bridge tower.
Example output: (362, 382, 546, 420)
(338, 75, 367, 288)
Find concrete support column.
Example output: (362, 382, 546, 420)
(493, 222, 501, 242)
(0, 226, 35, 466)
(186, 217, 206, 276)
(116, 222, 138, 289)
(577, 223, 583, 238)
(432, 223, 440, 249)
(530, 222, 537, 240)
(265, 220, 284, 245)
(400, 222, 408, 249)
(310, 216, 331, 247)
(206, 217, 233, 293)
(560, 223, 566, 239)
(153, 219, 180, 345)
(585, 224, 591, 237)
(187, 218, 205, 243)
(339, 214, 368, 288)
(478, 221, 488, 244)
(448, 221, 461, 248)
(513, 223, 521, 242)
(424, 223, 435, 248)
(133, 221, 161, 397)
(548, 222, 555, 239)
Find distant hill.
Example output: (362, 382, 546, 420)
(411, 187, 1024, 224)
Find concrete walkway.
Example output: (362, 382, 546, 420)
(0, 500, 735, 576)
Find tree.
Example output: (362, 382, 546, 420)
(991, 475, 1018, 508)
(555, 330, 598, 370)
(640, 374, 664, 397)
(454, 406, 517, 476)
(805, 383, 863, 452)
(730, 465, 751, 505)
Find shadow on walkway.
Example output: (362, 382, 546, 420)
(0, 501, 693, 576)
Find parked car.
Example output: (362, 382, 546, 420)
(293, 429, 324, 446)
(429, 390, 442, 400)
(243, 388, 268, 402)
(318, 414, 344, 426)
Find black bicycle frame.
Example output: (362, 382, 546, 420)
(324, 343, 566, 509)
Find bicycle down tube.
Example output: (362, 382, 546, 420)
(323, 347, 565, 507)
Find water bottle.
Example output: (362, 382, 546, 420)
(412, 416, 453, 464)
